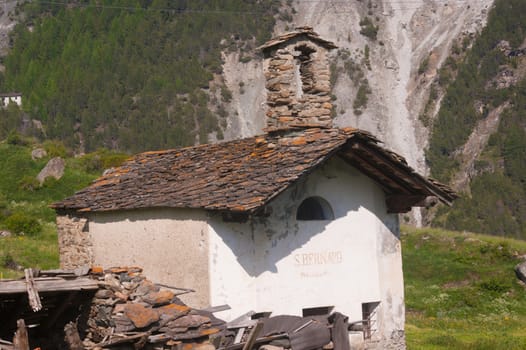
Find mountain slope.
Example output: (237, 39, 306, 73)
(427, 0, 526, 238)
(0, 0, 278, 152)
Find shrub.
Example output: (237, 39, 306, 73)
(6, 131, 27, 146)
(418, 56, 430, 75)
(239, 56, 251, 63)
(479, 278, 510, 294)
(2, 253, 19, 269)
(363, 45, 371, 70)
(359, 17, 378, 41)
(80, 149, 128, 173)
(220, 86, 232, 102)
(18, 175, 40, 192)
(4, 212, 42, 236)
(43, 139, 67, 158)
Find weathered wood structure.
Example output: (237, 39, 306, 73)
(0, 269, 98, 347)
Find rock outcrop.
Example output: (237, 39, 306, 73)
(36, 156, 65, 184)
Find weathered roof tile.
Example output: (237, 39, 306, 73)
(52, 128, 456, 214)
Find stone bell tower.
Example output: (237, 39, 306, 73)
(258, 27, 337, 131)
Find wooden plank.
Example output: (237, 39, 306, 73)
(201, 304, 231, 313)
(24, 269, 42, 312)
(226, 311, 256, 329)
(96, 332, 149, 347)
(234, 328, 245, 344)
(0, 338, 14, 350)
(12, 320, 29, 350)
(0, 278, 98, 294)
(242, 321, 263, 350)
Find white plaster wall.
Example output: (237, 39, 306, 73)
(208, 156, 404, 334)
(87, 208, 211, 308)
(376, 214, 405, 341)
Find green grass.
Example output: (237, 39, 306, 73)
(0, 142, 98, 221)
(403, 226, 526, 349)
(0, 139, 114, 278)
(0, 222, 59, 279)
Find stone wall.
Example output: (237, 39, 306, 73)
(264, 38, 333, 130)
(57, 214, 93, 269)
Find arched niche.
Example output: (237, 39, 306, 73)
(296, 196, 334, 221)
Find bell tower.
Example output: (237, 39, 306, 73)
(259, 27, 337, 131)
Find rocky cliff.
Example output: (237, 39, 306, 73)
(223, 0, 493, 172)
(220, 0, 494, 225)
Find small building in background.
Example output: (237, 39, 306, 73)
(0, 92, 22, 107)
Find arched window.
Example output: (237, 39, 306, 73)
(296, 196, 334, 221)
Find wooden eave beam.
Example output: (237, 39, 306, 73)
(352, 143, 457, 205)
(339, 149, 414, 195)
(348, 142, 426, 193)
(386, 194, 426, 213)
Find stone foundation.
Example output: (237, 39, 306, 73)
(365, 331, 406, 350)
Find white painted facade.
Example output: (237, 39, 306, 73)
(81, 156, 404, 344)
(207, 156, 404, 341)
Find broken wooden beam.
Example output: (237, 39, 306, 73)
(0, 338, 14, 350)
(242, 322, 263, 350)
(12, 320, 29, 350)
(24, 269, 42, 312)
(0, 277, 99, 294)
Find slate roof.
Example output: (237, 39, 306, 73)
(52, 127, 456, 215)
(257, 26, 338, 52)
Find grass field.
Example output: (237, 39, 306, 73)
(0, 222, 59, 279)
(402, 226, 526, 349)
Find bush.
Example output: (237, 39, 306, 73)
(43, 139, 67, 158)
(359, 17, 378, 41)
(6, 131, 27, 146)
(220, 86, 232, 102)
(79, 149, 128, 173)
(479, 278, 510, 294)
(418, 56, 430, 75)
(4, 212, 42, 236)
(18, 175, 40, 192)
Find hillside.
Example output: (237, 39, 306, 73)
(0, 0, 278, 152)
(402, 226, 526, 349)
(425, 0, 526, 238)
(0, 137, 126, 278)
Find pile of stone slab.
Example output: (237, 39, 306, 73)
(1, 267, 354, 350)
(82, 266, 225, 350)
(82, 267, 354, 350)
